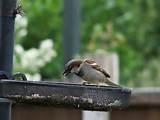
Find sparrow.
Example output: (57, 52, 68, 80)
(63, 59, 120, 87)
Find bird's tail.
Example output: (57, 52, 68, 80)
(105, 79, 121, 87)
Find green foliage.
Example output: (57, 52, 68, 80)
(16, 0, 160, 86)
(18, 0, 64, 79)
(81, 0, 160, 87)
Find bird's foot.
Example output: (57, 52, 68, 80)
(82, 81, 88, 85)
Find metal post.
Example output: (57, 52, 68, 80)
(0, 98, 12, 120)
(0, 0, 17, 77)
(63, 0, 81, 63)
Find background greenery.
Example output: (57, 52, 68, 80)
(15, 0, 160, 87)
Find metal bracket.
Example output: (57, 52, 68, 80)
(0, 71, 27, 81)
(0, 0, 17, 17)
(0, 71, 10, 79)
(12, 72, 27, 81)
(0, 98, 12, 120)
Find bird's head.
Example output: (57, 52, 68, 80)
(63, 59, 83, 76)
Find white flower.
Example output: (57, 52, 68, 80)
(18, 29, 27, 37)
(25, 48, 39, 60)
(15, 15, 28, 39)
(21, 48, 40, 71)
(39, 39, 57, 62)
(40, 39, 53, 50)
(15, 15, 28, 28)
(15, 44, 24, 55)
(14, 39, 57, 80)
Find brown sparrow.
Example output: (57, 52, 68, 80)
(63, 59, 120, 87)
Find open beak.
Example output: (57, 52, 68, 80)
(63, 71, 67, 76)
(63, 69, 70, 76)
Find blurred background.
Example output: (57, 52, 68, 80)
(9, 1, 160, 120)
(14, 0, 160, 87)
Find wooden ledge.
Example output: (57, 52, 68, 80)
(0, 80, 131, 111)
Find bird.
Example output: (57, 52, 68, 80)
(63, 59, 120, 87)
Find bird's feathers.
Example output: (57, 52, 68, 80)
(84, 59, 110, 78)
(63, 59, 83, 76)
(63, 58, 119, 87)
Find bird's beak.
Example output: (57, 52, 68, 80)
(63, 70, 67, 76)
(63, 69, 70, 76)
(63, 72, 67, 76)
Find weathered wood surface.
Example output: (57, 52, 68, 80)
(130, 88, 160, 106)
(12, 104, 82, 120)
(12, 88, 160, 120)
(111, 88, 160, 120)
(0, 80, 130, 111)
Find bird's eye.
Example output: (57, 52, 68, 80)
(68, 65, 72, 69)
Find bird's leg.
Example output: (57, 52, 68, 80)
(96, 83, 103, 87)
(82, 81, 88, 85)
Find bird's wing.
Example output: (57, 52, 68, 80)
(93, 66, 110, 78)
(84, 59, 110, 78)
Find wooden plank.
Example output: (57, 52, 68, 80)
(111, 107, 160, 120)
(12, 104, 82, 120)
(130, 88, 160, 106)
(0, 80, 130, 111)
(111, 88, 160, 120)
